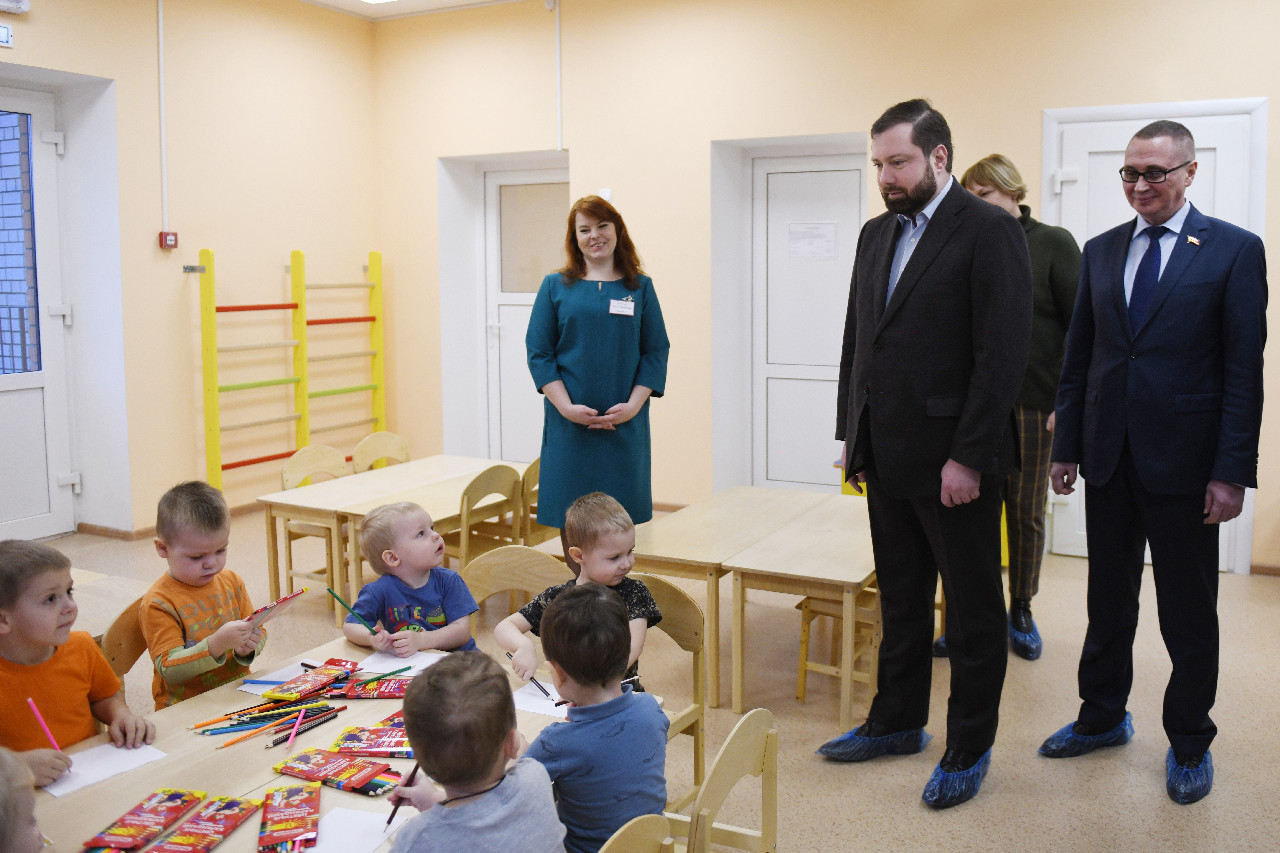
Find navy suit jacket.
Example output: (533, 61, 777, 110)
(836, 180, 1033, 499)
(1052, 204, 1267, 493)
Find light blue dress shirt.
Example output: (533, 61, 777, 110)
(1123, 201, 1191, 304)
(887, 175, 954, 302)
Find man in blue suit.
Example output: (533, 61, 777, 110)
(1041, 120, 1267, 805)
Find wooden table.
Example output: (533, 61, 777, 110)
(257, 455, 528, 602)
(723, 493, 876, 730)
(70, 568, 152, 642)
(632, 486, 830, 707)
(35, 637, 556, 853)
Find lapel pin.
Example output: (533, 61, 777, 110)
(1187, 235, 1201, 246)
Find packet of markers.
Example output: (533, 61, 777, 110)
(80, 790, 262, 853)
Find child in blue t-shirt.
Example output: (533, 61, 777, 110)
(341, 502, 478, 655)
(523, 583, 668, 853)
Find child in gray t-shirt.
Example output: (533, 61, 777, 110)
(390, 652, 565, 853)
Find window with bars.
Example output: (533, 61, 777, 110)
(0, 110, 37, 375)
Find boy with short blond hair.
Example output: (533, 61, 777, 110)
(0, 540, 154, 787)
(390, 651, 566, 852)
(495, 492, 660, 684)
(525, 583, 668, 853)
(342, 502, 478, 656)
(141, 481, 265, 709)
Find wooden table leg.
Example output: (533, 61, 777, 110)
(705, 568, 721, 708)
(732, 571, 746, 715)
(840, 585, 856, 731)
(264, 507, 280, 601)
(346, 513, 363, 598)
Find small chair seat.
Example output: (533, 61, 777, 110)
(795, 577, 882, 704)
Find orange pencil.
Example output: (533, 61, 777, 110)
(190, 697, 302, 730)
(215, 710, 302, 749)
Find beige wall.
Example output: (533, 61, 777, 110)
(8, 0, 1280, 563)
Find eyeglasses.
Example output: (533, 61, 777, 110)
(1119, 160, 1191, 184)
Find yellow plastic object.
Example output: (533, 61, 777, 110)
(200, 249, 221, 489)
(368, 251, 386, 432)
(291, 251, 311, 449)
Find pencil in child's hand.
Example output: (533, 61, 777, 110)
(26, 698, 61, 751)
(505, 652, 552, 699)
(326, 587, 377, 634)
(386, 762, 420, 829)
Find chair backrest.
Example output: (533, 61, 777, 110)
(352, 431, 410, 473)
(520, 457, 540, 534)
(682, 708, 778, 853)
(599, 814, 676, 853)
(460, 545, 574, 607)
(634, 573, 706, 812)
(101, 595, 149, 678)
(282, 444, 348, 489)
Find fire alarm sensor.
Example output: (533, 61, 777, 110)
(159, 232, 178, 250)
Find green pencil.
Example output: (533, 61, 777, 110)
(326, 587, 377, 634)
(353, 665, 411, 686)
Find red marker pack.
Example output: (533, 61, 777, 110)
(329, 726, 413, 758)
(82, 789, 204, 850)
(335, 677, 411, 699)
(263, 659, 358, 702)
(149, 796, 262, 853)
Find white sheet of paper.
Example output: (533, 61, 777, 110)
(357, 650, 445, 676)
(237, 659, 323, 695)
(512, 679, 566, 718)
(43, 744, 166, 797)
(314, 806, 409, 853)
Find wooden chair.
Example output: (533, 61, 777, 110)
(458, 545, 574, 638)
(794, 573, 881, 704)
(100, 595, 148, 678)
(666, 707, 778, 853)
(281, 444, 349, 625)
(599, 815, 676, 853)
(633, 573, 706, 813)
(519, 458, 559, 547)
(352, 430, 410, 473)
(442, 464, 522, 569)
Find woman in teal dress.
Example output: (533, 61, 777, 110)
(526, 196, 670, 569)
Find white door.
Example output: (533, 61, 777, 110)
(751, 156, 862, 490)
(0, 88, 73, 540)
(483, 170, 569, 462)
(1043, 104, 1264, 571)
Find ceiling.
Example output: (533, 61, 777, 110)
(299, 0, 527, 22)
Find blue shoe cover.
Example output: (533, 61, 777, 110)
(817, 726, 931, 762)
(1166, 748, 1213, 804)
(931, 635, 949, 658)
(1008, 620, 1042, 660)
(1038, 712, 1134, 758)
(922, 748, 991, 808)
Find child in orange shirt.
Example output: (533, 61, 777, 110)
(141, 481, 266, 709)
(0, 540, 154, 787)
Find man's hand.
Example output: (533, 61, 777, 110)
(1046, 411, 1056, 432)
(940, 459, 981, 507)
(1203, 480, 1245, 525)
(841, 441, 865, 494)
(1049, 462, 1077, 495)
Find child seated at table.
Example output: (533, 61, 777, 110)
(0, 746, 47, 853)
(0, 540, 155, 787)
(390, 651, 566, 852)
(495, 492, 660, 685)
(524, 583, 668, 853)
(342, 502, 478, 656)
(141, 481, 266, 709)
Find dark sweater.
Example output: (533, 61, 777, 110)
(1018, 205, 1081, 410)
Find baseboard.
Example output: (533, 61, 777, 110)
(1251, 563, 1280, 577)
(652, 501, 687, 514)
(75, 501, 261, 541)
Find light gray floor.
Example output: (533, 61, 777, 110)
(44, 510, 1280, 851)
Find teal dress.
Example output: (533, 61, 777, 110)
(526, 273, 670, 528)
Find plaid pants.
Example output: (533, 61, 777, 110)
(1003, 405, 1054, 600)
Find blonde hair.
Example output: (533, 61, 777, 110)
(156, 481, 229, 543)
(358, 502, 423, 574)
(0, 540, 70, 610)
(563, 492, 633, 553)
(0, 746, 36, 849)
(960, 153, 1027, 204)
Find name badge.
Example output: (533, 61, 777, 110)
(609, 299, 635, 317)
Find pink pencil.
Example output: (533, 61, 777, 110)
(26, 697, 61, 751)
(284, 702, 307, 752)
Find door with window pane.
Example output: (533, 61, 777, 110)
(0, 88, 72, 539)
(484, 171, 569, 462)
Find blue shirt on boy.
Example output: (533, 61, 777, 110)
(346, 568, 479, 651)
(525, 686, 668, 853)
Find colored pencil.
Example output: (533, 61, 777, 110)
(264, 707, 344, 748)
(25, 698, 60, 751)
(386, 762, 419, 828)
(352, 666, 411, 686)
(505, 652, 552, 699)
(202, 706, 335, 735)
(284, 702, 307, 751)
(243, 679, 286, 685)
(215, 710, 302, 749)
(325, 587, 376, 634)
(236, 701, 331, 721)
